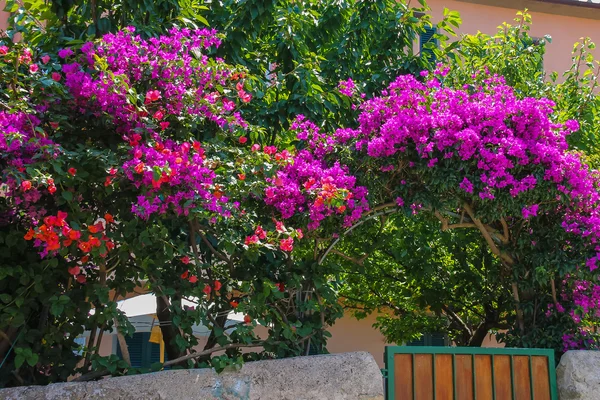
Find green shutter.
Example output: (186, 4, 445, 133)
(407, 333, 447, 346)
(419, 26, 438, 62)
(116, 332, 162, 368)
(407, 335, 426, 346)
(429, 332, 446, 346)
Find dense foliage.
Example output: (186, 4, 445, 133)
(337, 11, 600, 348)
(208, 0, 460, 141)
(283, 72, 600, 353)
(3, 0, 600, 389)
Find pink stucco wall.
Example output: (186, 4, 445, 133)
(427, 0, 600, 75)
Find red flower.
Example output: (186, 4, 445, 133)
(24, 228, 35, 240)
(203, 285, 212, 295)
(230, 301, 239, 308)
(88, 223, 103, 234)
(304, 177, 316, 190)
(153, 110, 164, 120)
(109, 167, 117, 175)
(78, 242, 91, 252)
(49, 122, 59, 129)
(51, 72, 61, 82)
(238, 173, 246, 181)
(145, 90, 161, 103)
(104, 213, 114, 223)
(48, 184, 56, 194)
(69, 230, 81, 240)
(188, 275, 198, 284)
(296, 229, 303, 239)
(276, 282, 285, 292)
(251, 144, 260, 152)
(68, 266, 80, 276)
(255, 226, 267, 240)
(239, 136, 247, 144)
(238, 90, 252, 103)
(134, 162, 145, 173)
(275, 220, 285, 233)
(181, 256, 191, 264)
(214, 280, 222, 291)
(337, 205, 346, 213)
(245, 235, 259, 245)
(21, 181, 32, 191)
(104, 176, 113, 187)
(76, 274, 86, 284)
(244, 315, 252, 324)
(68, 168, 77, 176)
(279, 237, 294, 252)
(29, 64, 39, 73)
(41, 55, 50, 64)
(80, 256, 89, 263)
(181, 270, 189, 279)
(263, 146, 277, 155)
(159, 121, 170, 130)
(0, 46, 8, 55)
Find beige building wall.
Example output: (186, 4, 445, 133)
(427, 0, 600, 75)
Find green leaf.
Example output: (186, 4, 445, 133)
(26, 353, 39, 367)
(14, 354, 25, 369)
(150, 362, 163, 372)
(62, 191, 73, 201)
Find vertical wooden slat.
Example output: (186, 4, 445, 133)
(475, 355, 493, 400)
(514, 356, 532, 400)
(395, 353, 414, 400)
(412, 353, 417, 400)
(432, 354, 436, 400)
(415, 354, 434, 400)
(493, 355, 513, 400)
(455, 355, 474, 400)
(491, 355, 497, 400)
(435, 354, 453, 400)
(531, 356, 551, 400)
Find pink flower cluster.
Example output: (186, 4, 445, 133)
(264, 149, 369, 230)
(62, 26, 247, 138)
(56, 27, 254, 221)
(0, 111, 59, 224)
(332, 72, 600, 266)
(123, 140, 226, 219)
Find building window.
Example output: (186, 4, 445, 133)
(419, 26, 438, 62)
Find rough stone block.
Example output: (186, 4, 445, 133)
(0, 351, 384, 400)
(557, 350, 600, 400)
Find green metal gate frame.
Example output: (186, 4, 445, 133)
(383, 346, 558, 400)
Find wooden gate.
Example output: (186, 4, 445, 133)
(383, 346, 558, 400)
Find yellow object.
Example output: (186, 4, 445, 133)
(160, 338, 165, 363)
(149, 324, 162, 344)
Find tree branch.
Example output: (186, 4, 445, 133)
(551, 278, 558, 305)
(463, 203, 514, 265)
(442, 304, 472, 338)
(499, 217, 510, 244)
(331, 249, 368, 266)
(191, 220, 232, 267)
(73, 333, 317, 382)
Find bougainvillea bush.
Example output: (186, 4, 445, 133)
(271, 71, 600, 353)
(3, 9, 600, 390)
(0, 27, 344, 387)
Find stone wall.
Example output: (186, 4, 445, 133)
(0, 352, 384, 400)
(557, 350, 600, 400)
